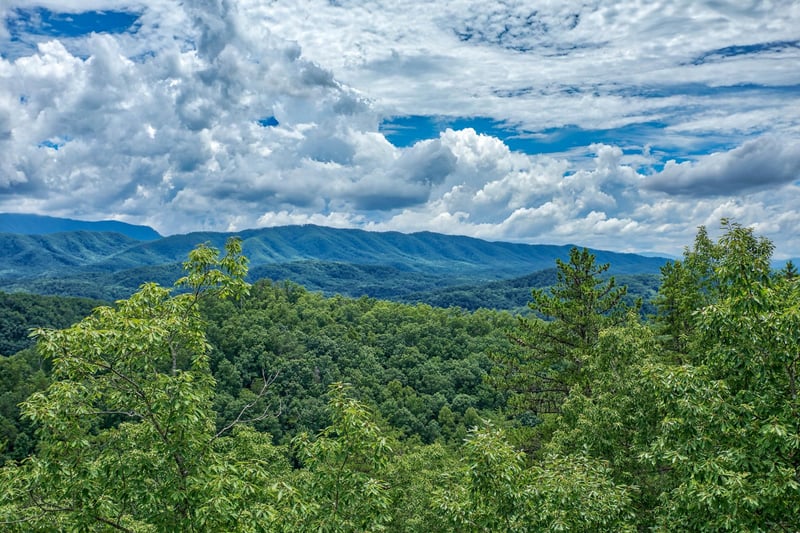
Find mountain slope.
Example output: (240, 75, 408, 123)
(0, 232, 141, 278)
(92, 225, 669, 277)
(0, 224, 670, 301)
(0, 213, 161, 241)
(401, 269, 662, 314)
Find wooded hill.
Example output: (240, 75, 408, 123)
(0, 213, 161, 241)
(0, 220, 667, 302)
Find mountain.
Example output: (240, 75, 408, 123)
(0, 232, 142, 278)
(0, 224, 671, 302)
(87, 225, 669, 276)
(0, 213, 161, 241)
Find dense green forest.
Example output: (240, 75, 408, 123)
(1, 220, 798, 531)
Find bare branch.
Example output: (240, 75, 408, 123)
(210, 369, 281, 442)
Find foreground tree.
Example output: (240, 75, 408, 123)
(438, 424, 634, 532)
(0, 238, 290, 532)
(543, 319, 669, 528)
(646, 221, 800, 530)
(284, 383, 394, 532)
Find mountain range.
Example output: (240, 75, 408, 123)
(0, 213, 162, 241)
(0, 214, 670, 305)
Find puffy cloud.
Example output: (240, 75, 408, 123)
(643, 136, 800, 196)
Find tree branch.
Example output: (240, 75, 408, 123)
(210, 369, 281, 442)
(92, 515, 135, 533)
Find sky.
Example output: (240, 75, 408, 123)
(1, 1, 799, 257)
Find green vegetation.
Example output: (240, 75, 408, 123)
(1, 221, 798, 531)
(0, 223, 666, 301)
(0, 292, 105, 356)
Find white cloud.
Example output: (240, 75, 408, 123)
(0, 0, 798, 258)
(252, 0, 800, 134)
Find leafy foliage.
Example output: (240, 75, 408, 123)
(287, 383, 394, 531)
(0, 238, 275, 531)
(439, 424, 634, 532)
(203, 281, 513, 444)
(646, 221, 800, 531)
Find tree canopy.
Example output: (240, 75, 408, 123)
(1, 221, 798, 531)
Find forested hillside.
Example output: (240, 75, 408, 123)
(0, 221, 797, 531)
(0, 223, 667, 301)
(0, 292, 105, 355)
(400, 268, 661, 314)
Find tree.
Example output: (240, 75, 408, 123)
(0, 348, 49, 465)
(438, 424, 634, 532)
(781, 259, 798, 280)
(0, 238, 287, 531)
(654, 225, 719, 356)
(491, 247, 631, 422)
(544, 318, 669, 528)
(645, 221, 800, 530)
(285, 383, 394, 532)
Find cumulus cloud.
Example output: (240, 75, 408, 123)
(0, 0, 799, 257)
(643, 136, 800, 196)
(0, 1, 395, 231)
(357, 130, 800, 256)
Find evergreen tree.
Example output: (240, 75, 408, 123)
(781, 259, 798, 280)
(492, 247, 631, 422)
(653, 225, 718, 356)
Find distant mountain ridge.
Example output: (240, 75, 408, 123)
(0, 232, 140, 278)
(82, 224, 668, 275)
(0, 213, 162, 241)
(0, 219, 671, 302)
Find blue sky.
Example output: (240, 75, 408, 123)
(0, 1, 799, 257)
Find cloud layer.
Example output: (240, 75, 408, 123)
(0, 0, 799, 257)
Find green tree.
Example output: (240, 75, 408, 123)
(438, 424, 634, 531)
(286, 383, 393, 532)
(654, 225, 718, 355)
(0, 238, 288, 531)
(0, 348, 50, 464)
(492, 247, 631, 423)
(646, 221, 800, 530)
(0, 292, 104, 356)
(781, 259, 798, 280)
(544, 318, 669, 528)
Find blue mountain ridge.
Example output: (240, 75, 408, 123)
(0, 217, 672, 301)
(0, 213, 162, 241)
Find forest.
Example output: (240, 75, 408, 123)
(0, 219, 798, 531)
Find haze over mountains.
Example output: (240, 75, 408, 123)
(0, 214, 669, 304)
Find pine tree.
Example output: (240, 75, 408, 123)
(492, 247, 632, 421)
